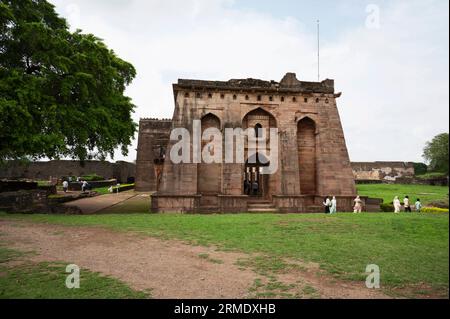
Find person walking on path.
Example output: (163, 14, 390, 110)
(353, 196, 363, 213)
(330, 196, 337, 214)
(415, 198, 422, 212)
(62, 180, 69, 193)
(323, 197, 331, 214)
(404, 196, 412, 212)
(81, 180, 88, 192)
(393, 196, 401, 213)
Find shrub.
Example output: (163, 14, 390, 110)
(415, 172, 448, 179)
(426, 199, 449, 209)
(380, 203, 394, 212)
(80, 174, 104, 181)
(413, 162, 428, 175)
(421, 207, 449, 213)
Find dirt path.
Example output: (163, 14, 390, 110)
(0, 220, 390, 299)
(63, 192, 137, 214)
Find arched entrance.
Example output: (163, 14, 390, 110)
(297, 117, 317, 194)
(242, 107, 277, 199)
(244, 153, 269, 197)
(198, 113, 221, 195)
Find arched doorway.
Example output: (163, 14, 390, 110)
(197, 113, 221, 195)
(242, 108, 277, 199)
(297, 117, 316, 194)
(244, 153, 269, 197)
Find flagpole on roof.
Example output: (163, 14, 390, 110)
(317, 19, 320, 82)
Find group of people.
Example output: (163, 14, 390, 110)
(61, 177, 91, 193)
(322, 195, 364, 214)
(393, 196, 422, 213)
(322, 196, 338, 214)
(322, 195, 424, 214)
(244, 179, 259, 196)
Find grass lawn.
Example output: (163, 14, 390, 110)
(0, 247, 150, 299)
(1, 212, 448, 297)
(357, 183, 449, 205)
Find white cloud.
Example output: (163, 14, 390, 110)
(51, 0, 449, 163)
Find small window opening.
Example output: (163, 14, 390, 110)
(254, 123, 263, 138)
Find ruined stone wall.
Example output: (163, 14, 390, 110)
(351, 162, 415, 181)
(0, 160, 135, 183)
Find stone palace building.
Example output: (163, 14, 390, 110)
(136, 73, 361, 213)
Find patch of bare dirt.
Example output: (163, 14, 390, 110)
(0, 220, 392, 299)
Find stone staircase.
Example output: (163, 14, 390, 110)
(247, 200, 279, 213)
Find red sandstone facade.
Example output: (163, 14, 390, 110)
(136, 73, 360, 213)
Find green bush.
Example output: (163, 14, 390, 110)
(380, 203, 394, 212)
(413, 162, 428, 175)
(421, 207, 449, 213)
(415, 172, 448, 179)
(426, 199, 449, 209)
(80, 174, 104, 181)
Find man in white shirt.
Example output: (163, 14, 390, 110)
(62, 180, 69, 193)
(403, 196, 411, 212)
(81, 180, 88, 192)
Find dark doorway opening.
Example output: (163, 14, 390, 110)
(244, 153, 269, 198)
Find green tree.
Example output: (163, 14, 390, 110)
(413, 162, 428, 175)
(423, 133, 449, 174)
(0, 0, 137, 161)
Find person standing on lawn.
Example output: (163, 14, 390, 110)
(393, 196, 401, 213)
(353, 196, 363, 213)
(404, 195, 412, 212)
(323, 196, 331, 214)
(415, 198, 422, 212)
(330, 196, 337, 214)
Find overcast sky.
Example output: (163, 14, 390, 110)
(50, 0, 449, 163)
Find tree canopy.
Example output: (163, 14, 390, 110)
(0, 0, 137, 161)
(423, 133, 449, 174)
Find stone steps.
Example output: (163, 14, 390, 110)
(247, 201, 278, 213)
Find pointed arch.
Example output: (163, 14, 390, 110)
(297, 117, 317, 195)
(197, 112, 222, 195)
(242, 107, 277, 128)
(201, 112, 221, 130)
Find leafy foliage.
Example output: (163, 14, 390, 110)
(0, 0, 137, 161)
(421, 207, 449, 214)
(423, 133, 449, 174)
(413, 162, 428, 175)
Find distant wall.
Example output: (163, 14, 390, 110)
(0, 160, 135, 184)
(351, 162, 415, 182)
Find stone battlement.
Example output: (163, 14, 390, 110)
(139, 118, 172, 122)
(174, 72, 335, 94)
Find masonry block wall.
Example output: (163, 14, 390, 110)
(0, 160, 135, 183)
(140, 72, 357, 213)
